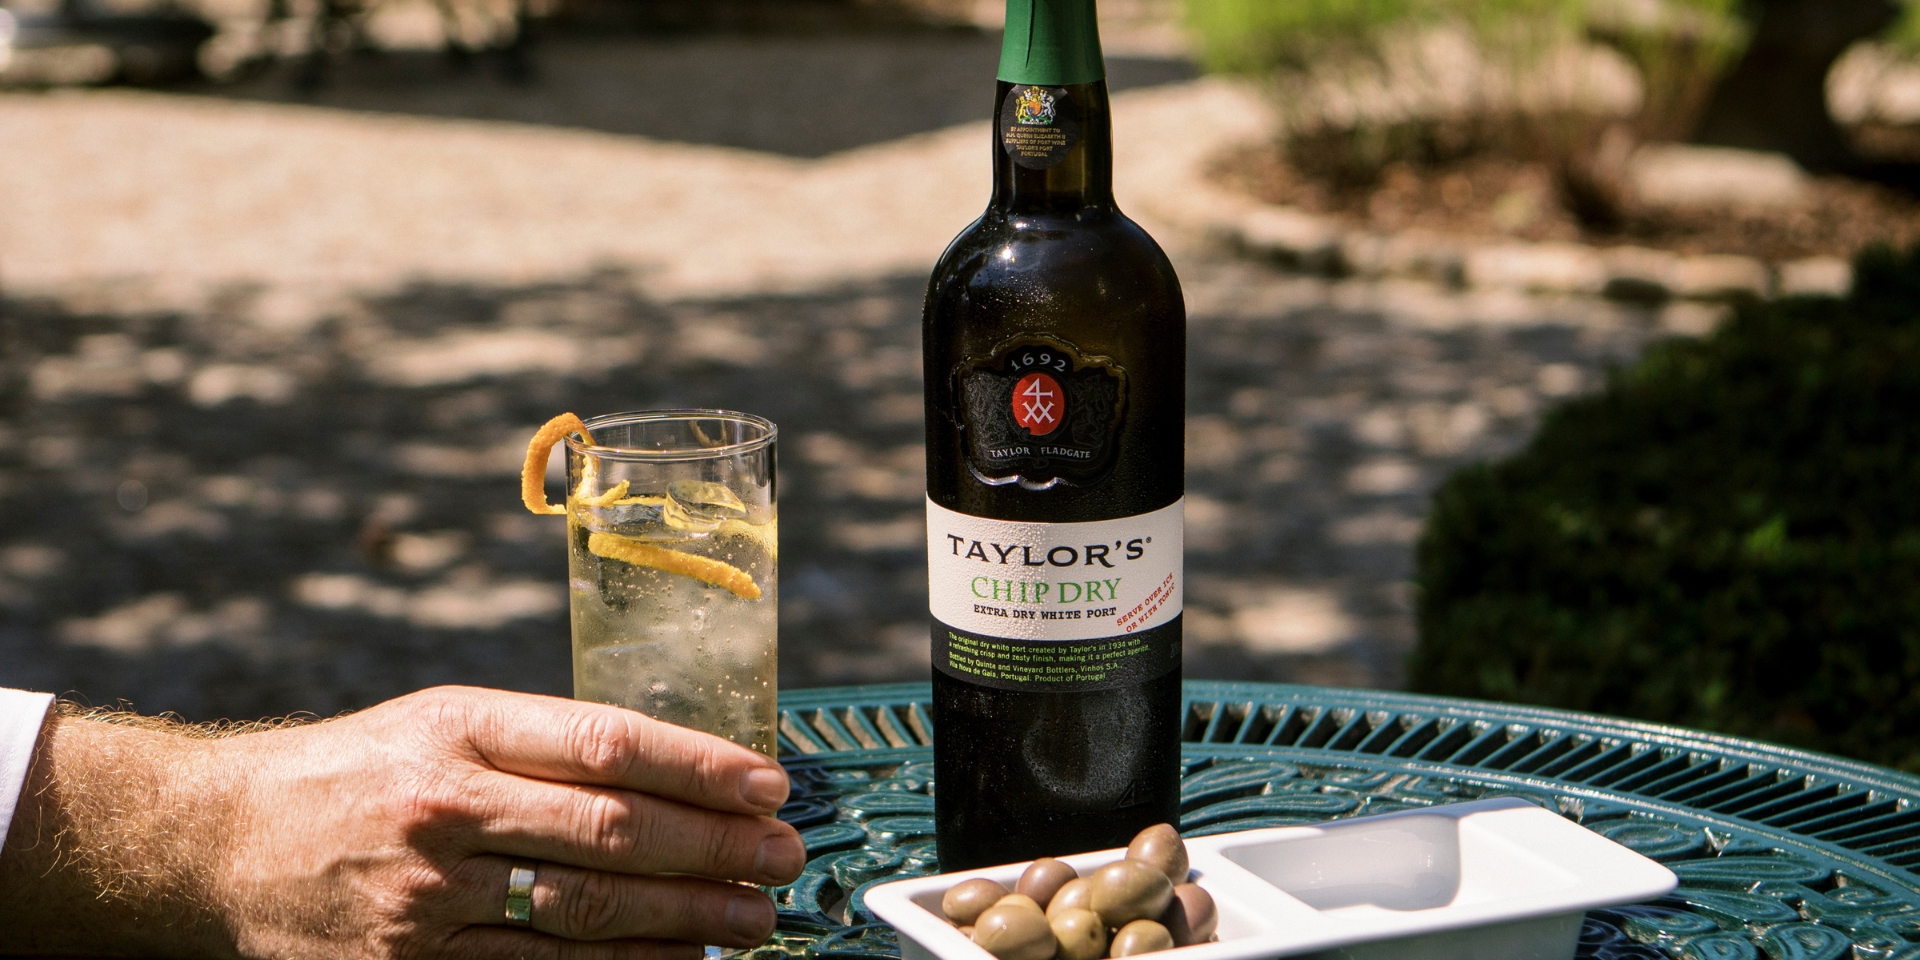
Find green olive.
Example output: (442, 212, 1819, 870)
(1109, 920, 1174, 957)
(974, 901, 1058, 960)
(1049, 907, 1108, 960)
(943, 878, 1011, 926)
(1126, 824, 1189, 884)
(1088, 860, 1174, 928)
(1046, 878, 1094, 920)
(998, 894, 1044, 915)
(1016, 857, 1080, 909)
(1159, 883, 1218, 946)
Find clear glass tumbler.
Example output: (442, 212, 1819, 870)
(565, 410, 778, 757)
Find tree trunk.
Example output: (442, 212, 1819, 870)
(1692, 0, 1900, 172)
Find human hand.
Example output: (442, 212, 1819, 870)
(0, 685, 805, 960)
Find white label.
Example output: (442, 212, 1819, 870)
(926, 497, 1183, 641)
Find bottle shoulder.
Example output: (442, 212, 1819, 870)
(925, 209, 1167, 280)
(927, 208, 1183, 312)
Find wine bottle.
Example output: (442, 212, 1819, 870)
(923, 0, 1186, 871)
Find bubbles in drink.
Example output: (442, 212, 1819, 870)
(570, 508, 777, 757)
(532, 410, 779, 760)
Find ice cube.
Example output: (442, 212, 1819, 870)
(600, 499, 665, 528)
(578, 497, 673, 539)
(664, 480, 747, 533)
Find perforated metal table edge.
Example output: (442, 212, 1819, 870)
(768, 682, 1920, 960)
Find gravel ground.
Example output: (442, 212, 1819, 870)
(195, 33, 1196, 158)
(0, 262, 1681, 720)
(0, 37, 1685, 720)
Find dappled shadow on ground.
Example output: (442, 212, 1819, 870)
(1173, 265, 1670, 688)
(0, 262, 1664, 721)
(0, 273, 930, 719)
(183, 32, 1197, 157)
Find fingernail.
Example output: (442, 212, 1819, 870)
(726, 891, 775, 941)
(741, 766, 790, 809)
(755, 833, 805, 883)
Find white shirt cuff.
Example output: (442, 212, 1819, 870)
(0, 688, 55, 848)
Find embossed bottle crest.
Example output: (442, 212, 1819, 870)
(955, 337, 1126, 489)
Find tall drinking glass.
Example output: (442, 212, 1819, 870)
(564, 410, 777, 757)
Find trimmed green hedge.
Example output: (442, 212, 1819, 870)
(1409, 246, 1920, 771)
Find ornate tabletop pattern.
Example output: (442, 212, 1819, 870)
(758, 683, 1920, 960)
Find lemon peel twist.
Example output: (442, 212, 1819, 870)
(522, 413, 763, 598)
(522, 413, 592, 515)
(580, 480, 630, 508)
(587, 532, 763, 600)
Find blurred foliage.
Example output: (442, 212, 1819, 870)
(1887, 0, 1920, 52)
(1184, 0, 1581, 74)
(1410, 245, 1920, 772)
(1181, 0, 1760, 75)
(1184, 0, 1760, 142)
(1588, 0, 1748, 141)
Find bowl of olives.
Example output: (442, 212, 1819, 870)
(926, 824, 1218, 960)
(863, 798, 1676, 960)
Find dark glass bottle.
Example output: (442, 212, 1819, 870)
(922, 0, 1186, 871)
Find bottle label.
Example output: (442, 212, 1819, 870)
(955, 336, 1125, 490)
(927, 497, 1182, 691)
(1000, 85, 1079, 170)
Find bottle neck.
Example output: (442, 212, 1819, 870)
(991, 0, 1109, 215)
(990, 80, 1114, 215)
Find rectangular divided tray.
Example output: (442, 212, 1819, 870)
(865, 798, 1677, 960)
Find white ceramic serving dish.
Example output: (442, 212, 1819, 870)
(864, 797, 1677, 960)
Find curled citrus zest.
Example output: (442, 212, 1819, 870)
(523, 413, 593, 515)
(587, 532, 762, 600)
(572, 459, 596, 505)
(581, 480, 630, 508)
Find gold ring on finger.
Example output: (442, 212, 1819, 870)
(504, 860, 538, 927)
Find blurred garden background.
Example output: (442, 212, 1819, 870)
(3, 0, 1919, 768)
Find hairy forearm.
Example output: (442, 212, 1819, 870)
(0, 687, 805, 960)
(0, 710, 233, 957)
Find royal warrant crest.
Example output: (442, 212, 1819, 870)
(1014, 86, 1056, 125)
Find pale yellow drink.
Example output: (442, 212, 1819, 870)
(526, 410, 779, 760)
(568, 504, 777, 757)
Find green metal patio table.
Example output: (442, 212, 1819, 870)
(762, 681, 1920, 960)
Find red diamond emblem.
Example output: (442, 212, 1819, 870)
(1013, 372, 1063, 436)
